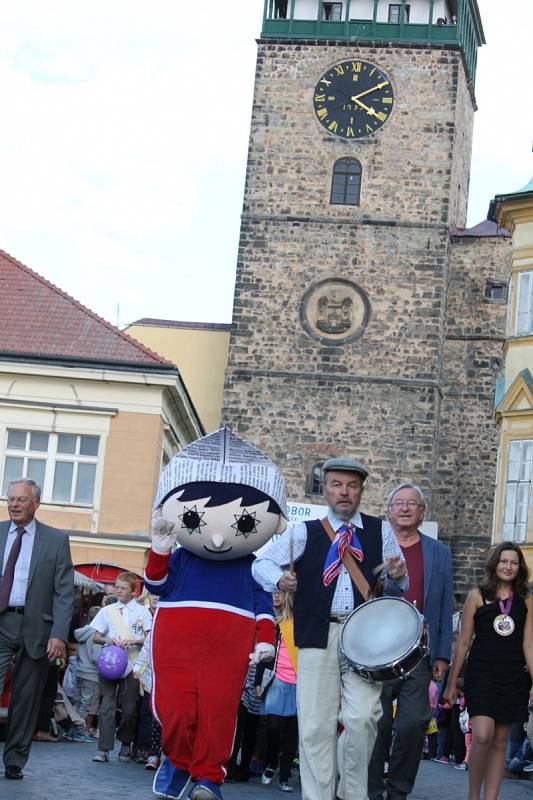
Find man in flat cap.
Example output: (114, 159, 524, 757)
(252, 458, 407, 800)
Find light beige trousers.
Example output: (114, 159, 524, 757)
(296, 622, 382, 800)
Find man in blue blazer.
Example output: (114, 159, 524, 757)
(0, 479, 73, 780)
(368, 482, 453, 800)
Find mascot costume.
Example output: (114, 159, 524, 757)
(144, 427, 287, 800)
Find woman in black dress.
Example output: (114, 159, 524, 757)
(446, 542, 533, 799)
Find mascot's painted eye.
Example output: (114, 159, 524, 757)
(231, 509, 259, 539)
(179, 505, 206, 535)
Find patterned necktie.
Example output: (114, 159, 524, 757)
(0, 527, 26, 612)
(323, 523, 364, 586)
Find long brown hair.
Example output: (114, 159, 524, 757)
(479, 541, 530, 601)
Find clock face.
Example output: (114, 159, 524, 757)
(313, 59, 394, 140)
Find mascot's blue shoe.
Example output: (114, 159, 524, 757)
(153, 757, 191, 799)
(188, 780, 224, 800)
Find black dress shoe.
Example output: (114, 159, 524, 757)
(5, 765, 23, 779)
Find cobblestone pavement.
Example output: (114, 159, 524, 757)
(2, 742, 533, 799)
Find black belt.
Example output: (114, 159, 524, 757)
(329, 615, 349, 623)
(5, 606, 25, 615)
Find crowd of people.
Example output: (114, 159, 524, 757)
(0, 448, 532, 800)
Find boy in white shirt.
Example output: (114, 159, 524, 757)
(90, 571, 152, 763)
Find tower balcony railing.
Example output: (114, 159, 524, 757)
(261, 0, 484, 90)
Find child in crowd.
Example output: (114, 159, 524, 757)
(66, 605, 102, 741)
(132, 595, 162, 770)
(423, 681, 439, 760)
(448, 679, 466, 766)
(454, 696, 471, 770)
(62, 655, 78, 703)
(226, 663, 262, 782)
(433, 696, 452, 763)
(258, 591, 298, 794)
(90, 572, 152, 763)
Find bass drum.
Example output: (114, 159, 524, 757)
(340, 596, 428, 682)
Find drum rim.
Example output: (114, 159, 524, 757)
(340, 596, 425, 671)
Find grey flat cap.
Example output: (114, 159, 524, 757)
(322, 457, 368, 481)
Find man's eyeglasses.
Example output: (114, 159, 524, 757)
(389, 499, 423, 509)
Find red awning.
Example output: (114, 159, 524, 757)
(75, 563, 143, 584)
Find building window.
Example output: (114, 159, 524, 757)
(502, 439, 532, 543)
(331, 158, 362, 206)
(517, 271, 533, 335)
(309, 462, 325, 495)
(388, 4, 410, 23)
(272, 0, 288, 19)
(322, 3, 343, 21)
(1, 429, 100, 505)
(485, 281, 507, 302)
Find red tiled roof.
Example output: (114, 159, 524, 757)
(0, 249, 172, 367)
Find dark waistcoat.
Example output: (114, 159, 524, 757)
(293, 514, 382, 649)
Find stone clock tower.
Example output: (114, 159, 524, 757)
(222, 1, 509, 596)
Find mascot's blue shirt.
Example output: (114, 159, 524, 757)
(144, 548, 274, 622)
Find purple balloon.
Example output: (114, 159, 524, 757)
(96, 645, 128, 680)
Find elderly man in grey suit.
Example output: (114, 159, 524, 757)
(0, 478, 73, 780)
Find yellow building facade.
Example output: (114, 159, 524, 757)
(0, 364, 201, 575)
(489, 178, 533, 570)
(127, 319, 231, 434)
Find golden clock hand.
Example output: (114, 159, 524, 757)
(350, 81, 389, 103)
(352, 98, 379, 117)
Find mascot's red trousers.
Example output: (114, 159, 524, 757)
(151, 607, 255, 784)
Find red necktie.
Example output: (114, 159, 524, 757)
(0, 527, 26, 612)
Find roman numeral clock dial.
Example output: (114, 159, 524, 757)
(313, 60, 394, 139)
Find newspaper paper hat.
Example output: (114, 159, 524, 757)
(154, 426, 287, 517)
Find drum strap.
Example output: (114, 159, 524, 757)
(321, 518, 371, 602)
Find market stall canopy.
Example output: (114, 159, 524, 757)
(74, 571, 103, 591)
(75, 562, 143, 585)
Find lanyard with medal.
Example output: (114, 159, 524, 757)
(493, 592, 514, 636)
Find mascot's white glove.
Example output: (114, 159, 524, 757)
(151, 517, 178, 555)
(249, 642, 275, 665)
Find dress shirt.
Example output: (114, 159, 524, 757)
(2, 519, 37, 607)
(91, 599, 152, 676)
(252, 510, 407, 616)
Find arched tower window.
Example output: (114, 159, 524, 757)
(330, 158, 362, 206)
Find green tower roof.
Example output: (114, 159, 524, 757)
(488, 176, 533, 222)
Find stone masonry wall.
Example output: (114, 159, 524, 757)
(223, 371, 440, 516)
(434, 233, 510, 601)
(223, 38, 503, 607)
(447, 58, 475, 229)
(230, 217, 449, 380)
(244, 42, 473, 225)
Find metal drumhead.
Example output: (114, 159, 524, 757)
(341, 597, 422, 668)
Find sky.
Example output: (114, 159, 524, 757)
(0, 0, 532, 328)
